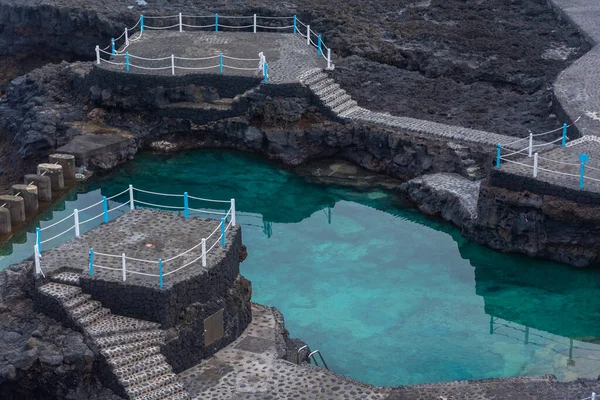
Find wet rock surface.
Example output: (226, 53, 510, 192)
(0, 262, 122, 400)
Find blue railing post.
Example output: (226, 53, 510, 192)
(159, 259, 163, 288)
(318, 35, 322, 55)
(184, 192, 189, 219)
(221, 218, 226, 247)
(126, 52, 130, 72)
(89, 248, 94, 276)
(580, 153, 589, 189)
(263, 62, 268, 83)
(562, 123, 568, 147)
(496, 144, 501, 169)
(215, 13, 219, 32)
(293, 15, 297, 34)
(140, 15, 144, 33)
(111, 38, 116, 55)
(219, 53, 223, 74)
(102, 196, 109, 223)
(36, 227, 41, 254)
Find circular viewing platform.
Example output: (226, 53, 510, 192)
(99, 31, 327, 84)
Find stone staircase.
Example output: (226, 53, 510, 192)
(298, 69, 358, 117)
(447, 142, 486, 181)
(38, 272, 190, 400)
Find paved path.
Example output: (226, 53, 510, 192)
(179, 304, 388, 400)
(550, 0, 600, 139)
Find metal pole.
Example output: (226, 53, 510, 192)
(562, 123, 568, 146)
(293, 15, 297, 34)
(34, 245, 41, 275)
(263, 61, 268, 83)
(327, 48, 331, 70)
(528, 133, 533, 157)
(533, 153, 538, 178)
(122, 253, 126, 281)
(231, 199, 236, 226)
(89, 248, 94, 276)
(215, 13, 219, 32)
(140, 15, 144, 33)
(318, 35, 322, 55)
(129, 184, 135, 210)
(159, 259, 163, 288)
(593, 393, 596, 400)
(253, 14, 257, 33)
(202, 238, 206, 266)
(184, 192, 189, 219)
(496, 144, 501, 169)
(580, 153, 589, 189)
(102, 196, 109, 223)
(95, 45, 100, 64)
(74, 209, 80, 237)
(220, 53, 223, 74)
(36, 227, 41, 253)
(126, 52, 130, 72)
(307, 25, 310, 45)
(171, 54, 175, 75)
(111, 38, 116, 55)
(221, 218, 226, 246)
(125, 28, 129, 46)
(179, 12, 183, 32)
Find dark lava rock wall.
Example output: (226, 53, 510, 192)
(0, 262, 122, 400)
(470, 180, 600, 267)
(79, 226, 243, 328)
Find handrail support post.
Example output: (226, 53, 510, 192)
(36, 227, 41, 254)
(122, 253, 127, 281)
(253, 14, 257, 33)
(221, 218, 226, 247)
(562, 123, 568, 146)
(231, 198, 236, 226)
(496, 144, 501, 169)
(102, 196, 109, 223)
(74, 209, 80, 237)
(129, 184, 135, 210)
(202, 238, 207, 267)
(184, 192, 189, 219)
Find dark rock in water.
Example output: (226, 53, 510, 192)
(0, 262, 123, 399)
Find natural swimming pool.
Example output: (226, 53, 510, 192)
(2, 150, 600, 386)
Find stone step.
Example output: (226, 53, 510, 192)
(313, 80, 338, 95)
(466, 166, 486, 181)
(326, 94, 352, 108)
(297, 68, 322, 82)
(340, 106, 364, 118)
(320, 88, 346, 103)
(137, 383, 190, 400)
(64, 294, 91, 309)
(332, 99, 357, 114)
(108, 346, 162, 369)
(78, 307, 111, 327)
(51, 271, 82, 285)
(96, 330, 164, 349)
(114, 354, 167, 377)
(70, 300, 102, 319)
(102, 339, 165, 359)
(462, 158, 476, 167)
(303, 72, 328, 86)
(39, 282, 82, 302)
(121, 364, 172, 388)
(127, 373, 179, 398)
(87, 315, 160, 337)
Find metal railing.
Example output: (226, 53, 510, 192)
(33, 185, 236, 287)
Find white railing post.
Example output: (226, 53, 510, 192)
(231, 199, 236, 226)
(34, 245, 41, 275)
(129, 184, 135, 210)
(253, 14, 257, 33)
(179, 13, 183, 32)
(95, 45, 100, 64)
(74, 209, 80, 237)
(327, 48, 331, 70)
(533, 152, 538, 178)
(592, 392, 596, 400)
(171, 54, 175, 75)
(125, 28, 129, 46)
(307, 25, 310, 45)
(528, 132, 533, 157)
(121, 253, 127, 281)
(258, 52, 264, 71)
(201, 238, 207, 267)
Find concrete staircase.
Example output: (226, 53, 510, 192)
(38, 272, 190, 400)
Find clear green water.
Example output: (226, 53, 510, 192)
(3, 150, 600, 386)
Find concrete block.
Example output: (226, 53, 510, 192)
(0, 207, 11, 234)
(12, 184, 39, 216)
(0, 195, 25, 224)
(25, 174, 52, 202)
(49, 154, 76, 181)
(37, 163, 64, 192)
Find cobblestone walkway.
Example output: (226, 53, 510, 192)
(179, 304, 388, 400)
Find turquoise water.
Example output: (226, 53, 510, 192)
(3, 150, 600, 386)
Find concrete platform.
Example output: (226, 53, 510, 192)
(55, 134, 134, 167)
(179, 304, 387, 400)
(100, 31, 327, 83)
(38, 209, 238, 288)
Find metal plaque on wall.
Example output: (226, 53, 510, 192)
(204, 308, 224, 346)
